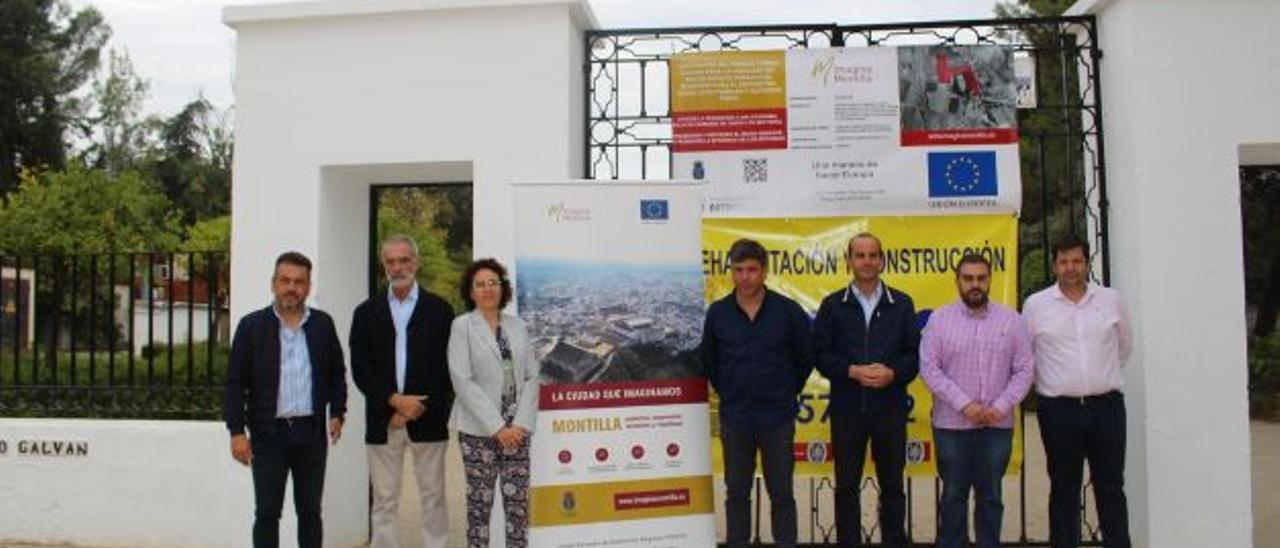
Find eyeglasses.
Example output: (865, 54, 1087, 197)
(472, 279, 502, 289)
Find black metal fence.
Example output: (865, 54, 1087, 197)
(0, 252, 229, 419)
(0, 13, 1111, 545)
(585, 15, 1108, 547)
(585, 15, 1108, 285)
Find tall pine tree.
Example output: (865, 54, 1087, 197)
(0, 0, 110, 195)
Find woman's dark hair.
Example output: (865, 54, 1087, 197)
(460, 258, 513, 310)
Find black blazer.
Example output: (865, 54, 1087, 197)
(349, 288, 455, 444)
(223, 305, 348, 436)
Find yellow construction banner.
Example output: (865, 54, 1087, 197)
(703, 214, 1023, 476)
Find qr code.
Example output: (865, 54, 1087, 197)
(743, 158, 768, 183)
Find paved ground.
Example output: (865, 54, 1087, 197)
(3, 418, 1276, 547)
(1252, 418, 1279, 547)
(380, 417, 1280, 547)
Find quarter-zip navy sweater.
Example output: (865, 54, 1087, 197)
(701, 289, 816, 429)
(814, 283, 920, 416)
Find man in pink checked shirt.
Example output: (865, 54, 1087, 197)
(919, 253, 1034, 548)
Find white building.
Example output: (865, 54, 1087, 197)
(0, 1, 593, 546)
(0, 0, 1267, 545)
(1064, 1, 1271, 546)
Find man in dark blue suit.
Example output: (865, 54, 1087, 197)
(815, 233, 920, 548)
(224, 251, 348, 548)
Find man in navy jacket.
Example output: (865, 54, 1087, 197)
(224, 251, 348, 548)
(702, 238, 814, 548)
(815, 233, 920, 548)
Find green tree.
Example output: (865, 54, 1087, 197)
(375, 186, 473, 311)
(181, 213, 231, 278)
(145, 97, 232, 224)
(182, 214, 230, 252)
(1242, 166, 1280, 416)
(0, 163, 183, 369)
(0, 0, 110, 195)
(181, 213, 231, 307)
(994, 0, 1074, 19)
(83, 48, 151, 174)
(995, 0, 1089, 293)
(1242, 166, 1280, 337)
(0, 162, 181, 253)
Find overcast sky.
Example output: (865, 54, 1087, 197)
(75, 0, 1002, 116)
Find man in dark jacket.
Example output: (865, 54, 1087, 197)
(701, 239, 814, 548)
(224, 251, 348, 548)
(814, 233, 920, 548)
(349, 235, 455, 548)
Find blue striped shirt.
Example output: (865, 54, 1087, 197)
(274, 306, 314, 418)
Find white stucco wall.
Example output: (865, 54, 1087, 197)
(1068, 0, 1277, 545)
(0, 2, 590, 547)
(227, 0, 591, 321)
(0, 419, 255, 547)
(222, 1, 592, 545)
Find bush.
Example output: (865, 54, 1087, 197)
(1249, 335, 1280, 419)
(0, 343, 229, 419)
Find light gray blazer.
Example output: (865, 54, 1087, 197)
(447, 310, 541, 436)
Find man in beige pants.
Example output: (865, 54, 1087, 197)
(350, 235, 455, 547)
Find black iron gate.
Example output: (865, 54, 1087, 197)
(584, 15, 1108, 547)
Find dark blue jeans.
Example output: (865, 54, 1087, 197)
(1038, 392, 1131, 548)
(933, 427, 1013, 548)
(721, 420, 797, 548)
(250, 417, 328, 548)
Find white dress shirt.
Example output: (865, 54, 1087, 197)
(388, 283, 419, 393)
(1022, 283, 1132, 397)
(849, 281, 884, 328)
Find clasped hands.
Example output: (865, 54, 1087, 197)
(494, 425, 528, 451)
(388, 393, 428, 429)
(847, 362, 895, 389)
(960, 402, 1007, 426)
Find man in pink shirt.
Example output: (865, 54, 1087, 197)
(920, 253, 1034, 548)
(1022, 237, 1132, 548)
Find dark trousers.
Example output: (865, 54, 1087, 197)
(1038, 392, 1131, 548)
(250, 416, 328, 548)
(831, 410, 908, 548)
(721, 420, 798, 548)
(934, 427, 1013, 548)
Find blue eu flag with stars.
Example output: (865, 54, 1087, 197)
(928, 151, 998, 197)
(640, 199, 669, 220)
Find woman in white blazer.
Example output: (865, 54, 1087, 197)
(447, 258, 540, 548)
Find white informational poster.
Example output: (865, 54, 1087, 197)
(513, 182, 716, 548)
(670, 45, 1022, 217)
(671, 46, 1028, 477)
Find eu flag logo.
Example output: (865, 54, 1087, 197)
(928, 152, 998, 197)
(640, 199, 669, 220)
